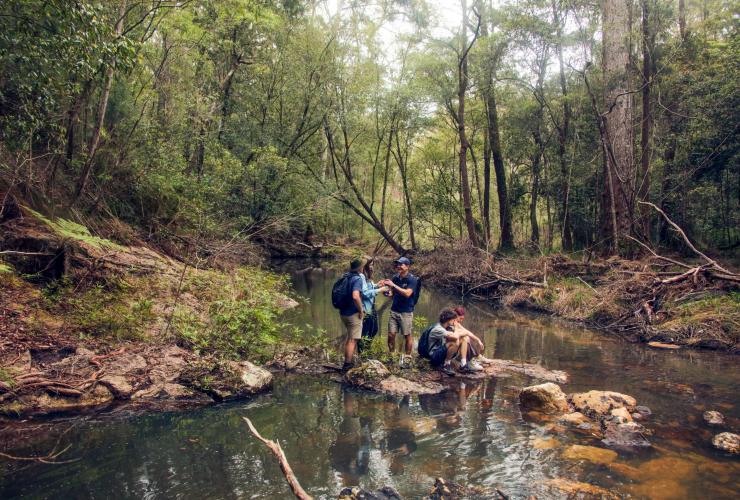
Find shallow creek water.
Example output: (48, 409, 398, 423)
(1, 263, 738, 499)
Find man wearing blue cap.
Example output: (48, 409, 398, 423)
(381, 256, 419, 357)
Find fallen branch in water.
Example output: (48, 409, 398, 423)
(0, 424, 80, 465)
(243, 417, 312, 500)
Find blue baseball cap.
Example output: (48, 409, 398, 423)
(393, 257, 412, 266)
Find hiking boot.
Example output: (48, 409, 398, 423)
(440, 364, 455, 376)
(458, 363, 478, 374)
(399, 354, 412, 369)
(341, 362, 355, 372)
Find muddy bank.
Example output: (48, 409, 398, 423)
(414, 243, 739, 352)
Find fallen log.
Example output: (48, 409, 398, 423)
(243, 417, 312, 500)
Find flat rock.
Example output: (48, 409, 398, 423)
(562, 444, 618, 465)
(569, 390, 637, 417)
(712, 432, 740, 455)
(178, 359, 273, 401)
(483, 359, 568, 383)
(519, 383, 569, 414)
(338, 486, 401, 500)
(703, 410, 725, 426)
(377, 376, 444, 395)
(99, 375, 134, 399)
(133, 382, 211, 402)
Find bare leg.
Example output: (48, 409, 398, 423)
(387, 332, 396, 352)
(404, 335, 413, 355)
(458, 337, 469, 366)
(344, 338, 356, 364)
(444, 339, 460, 363)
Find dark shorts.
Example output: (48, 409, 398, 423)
(429, 346, 448, 367)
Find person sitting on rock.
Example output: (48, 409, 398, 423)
(452, 306, 488, 370)
(428, 308, 483, 376)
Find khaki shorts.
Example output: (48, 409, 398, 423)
(388, 311, 413, 336)
(341, 313, 363, 340)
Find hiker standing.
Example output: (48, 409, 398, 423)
(336, 258, 366, 371)
(358, 257, 387, 353)
(381, 256, 419, 357)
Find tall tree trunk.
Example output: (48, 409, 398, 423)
(599, 0, 635, 255)
(678, 0, 687, 40)
(638, 0, 655, 240)
(72, 0, 126, 204)
(480, 7, 513, 251)
(483, 124, 491, 243)
(552, 0, 573, 251)
(457, 0, 480, 247)
(393, 128, 417, 251)
(530, 131, 542, 245)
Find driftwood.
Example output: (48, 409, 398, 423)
(243, 417, 313, 500)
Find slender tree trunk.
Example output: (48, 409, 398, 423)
(72, 0, 126, 204)
(552, 0, 573, 251)
(457, 0, 480, 247)
(638, 0, 654, 240)
(486, 90, 513, 251)
(483, 124, 491, 243)
(678, 0, 687, 40)
(530, 132, 542, 245)
(599, 0, 634, 255)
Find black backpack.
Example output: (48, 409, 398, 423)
(331, 273, 354, 310)
(411, 276, 422, 306)
(417, 324, 435, 359)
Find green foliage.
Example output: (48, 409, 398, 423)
(0, 261, 11, 274)
(26, 208, 124, 250)
(172, 267, 299, 360)
(43, 277, 155, 341)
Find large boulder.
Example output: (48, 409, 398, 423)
(519, 383, 570, 414)
(569, 390, 636, 418)
(711, 432, 739, 455)
(179, 359, 273, 401)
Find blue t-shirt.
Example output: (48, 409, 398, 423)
(359, 274, 379, 314)
(391, 273, 419, 313)
(340, 272, 364, 316)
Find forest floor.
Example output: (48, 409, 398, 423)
(415, 243, 739, 353)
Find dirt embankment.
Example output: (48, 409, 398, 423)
(414, 243, 739, 352)
(0, 199, 297, 419)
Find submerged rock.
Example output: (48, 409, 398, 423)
(338, 486, 401, 499)
(519, 383, 569, 414)
(569, 390, 636, 418)
(711, 432, 740, 455)
(544, 478, 619, 499)
(562, 444, 618, 465)
(632, 405, 652, 421)
(602, 421, 652, 449)
(703, 410, 725, 426)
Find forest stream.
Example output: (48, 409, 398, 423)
(1, 262, 738, 499)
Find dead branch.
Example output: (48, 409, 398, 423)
(639, 201, 736, 276)
(243, 417, 312, 500)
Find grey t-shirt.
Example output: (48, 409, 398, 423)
(428, 323, 450, 353)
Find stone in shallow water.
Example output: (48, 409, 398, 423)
(703, 410, 725, 426)
(533, 437, 560, 449)
(569, 390, 637, 417)
(602, 422, 651, 449)
(712, 432, 740, 455)
(562, 444, 618, 465)
(543, 478, 619, 499)
(559, 411, 591, 426)
(519, 383, 569, 414)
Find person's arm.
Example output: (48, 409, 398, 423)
(352, 289, 364, 319)
(455, 323, 485, 352)
(387, 277, 414, 298)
